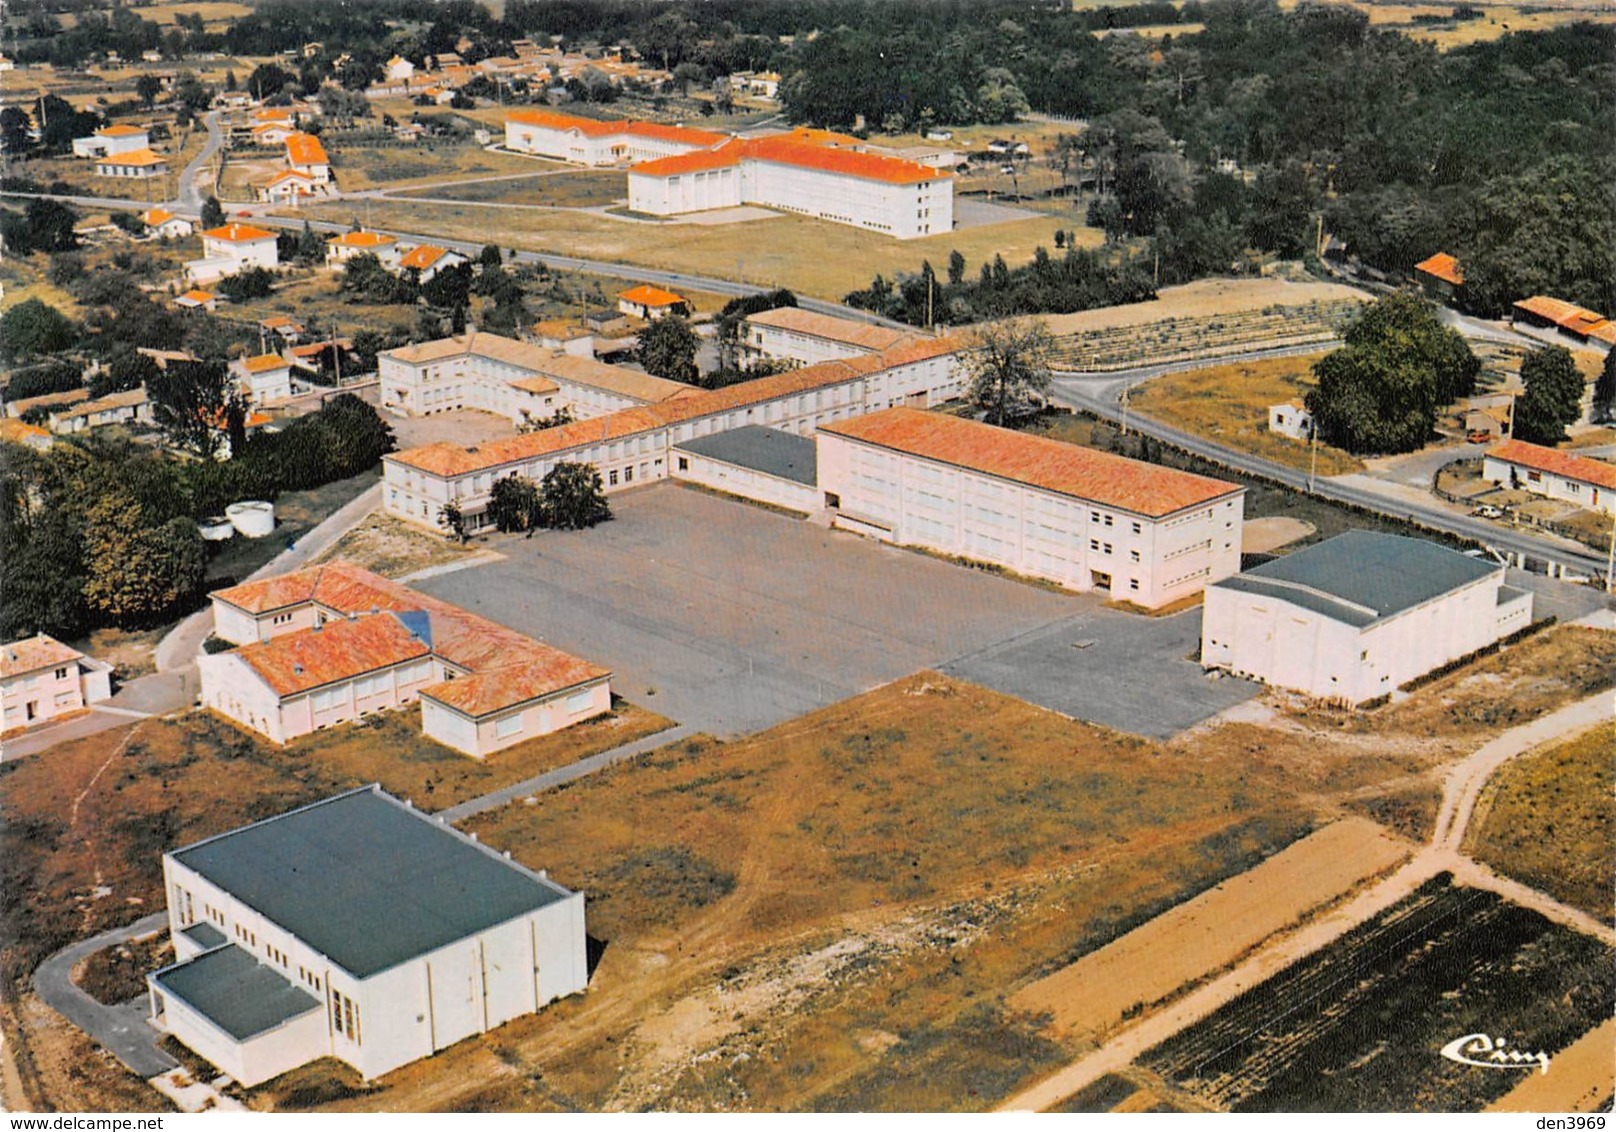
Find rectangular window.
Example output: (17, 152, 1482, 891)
(494, 714, 523, 738)
(1132, 522, 1142, 535)
(1129, 579, 1139, 591)
(678, 456, 689, 471)
(54, 667, 69, 680)
(609, 470, 619, 486)
(566, 690, 592, 714)
(624, 466, 634, 483)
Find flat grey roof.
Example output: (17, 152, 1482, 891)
(1213, 531, 1498, 628)
(182, 921, 227, 951)
(170, 786, 572, 979)
(152, 945, 319, 1041)
(675, 425, 817, 487)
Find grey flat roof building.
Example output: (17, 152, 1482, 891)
(151, 945, 319, 1041)
(674, 425, 818, 487)
(1212, 531, 1498, 627)
(170, 785, 573, 978)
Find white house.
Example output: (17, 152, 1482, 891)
(816, 408, 1245, 609)
(384, 54, 416, 81)
(1483, 438, 1616, 516)
(72, 123, 149, 158)
(326, 230, 402, 269)
(141, 208, 193, 239)
(188, 223, 280, 284)
(147, 785, 588, 1087)
(175, 288, 218, 311)
(1, 634, 114, 731)
(1268, 400, 1313, 441)
(96, 148, 168, 178)
(232, 354, 294, 404)
(743, 307, 917, 366)
(258, 170, 321, 205)
(379, 333, 972, 535)
(1201, 530, 1533, 705)
(285, 132, 332, 184)
(627, 136, 954, 240)
(617, 285, 689, 320)
(48, 387, 152, 434)
(200, 561, 611, 757)
(397, 244, 469, 283)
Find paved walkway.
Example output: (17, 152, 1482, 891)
(31, 912, 176, 1080)
(998, 688, 1615, 1112)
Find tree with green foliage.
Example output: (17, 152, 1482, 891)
(216, 267, 278, 301)
(148, 359, 241, 459)
(1514, 345, 1585, 445)
(135, 74, 163, 108)
(0, 300, 78, 363)
(81, 489, 206, 627)
(1, 198, 80, 255)
(636, 314, 700, 384)
(538, 462, 611, 530)
(340, 252, 417, 304)
(438, 500, 468, 543)
(477, 244, 503, 271)
(1306, 294, 1478, 455)
(200, 196, 226, 229)
(487, 474, 542, 532)
(713, 287, 796, 372)
(1593, 351, 1616, 425)
(90, 350, 160, 399)
(963, 318, 1055, 426)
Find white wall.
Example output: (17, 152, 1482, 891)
(1483, 454, 1616, 516)
(671, 449, 819, 515)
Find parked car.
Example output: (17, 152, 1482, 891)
(1472, 505, 1504, 519)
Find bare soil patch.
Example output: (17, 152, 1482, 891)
(1241, 516, 1316, 555)
(312, 514, 489, 579)
(1010, 818, 1409, 1041)
(1486, 1017, 1615, 1113)
(74, 935, 173, 1006)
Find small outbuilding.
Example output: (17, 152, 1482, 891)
(672, 425, 820, 514)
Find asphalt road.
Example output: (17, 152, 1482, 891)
(175, 111, 223, 210)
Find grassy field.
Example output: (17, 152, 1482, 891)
(292, 197, 1078, 300)
(390, 170, 626, 208)
(1469, 722, 1614, 925)
(1268, 0, 1616, 48)
(1128, 353, 1364, 476)
(331, 143, 549, 193)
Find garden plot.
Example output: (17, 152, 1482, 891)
(1139, 875, 1615, 1112)
(1009, 817, 1409, 1041)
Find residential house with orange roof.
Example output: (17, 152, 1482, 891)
(95, 147, 169, 179)
(188, 223, 280, 283)
(503, 108, 725, 166)
(1483, 438, 1616, 515)
(817, 408, 1244, 608)
(384, 54, 415, 82)
(284, 132, 332, 183)
(0, 418, 55, 451)
(742, 306, 918, 366)
(1, 633, 114, 731)
(616, 284, 689, 320)
(627, 135, 954, 238)
(257, 169, 322, 205)
(231, 353, 294, 404)
(174, 289, 217, 311)
(326, 229, 402, 270)
(1413, 252, 1463, 301)
(141, 208, 193, 239)
(396, 244, 469, 283)
(49, 386, 153, 434)
(200, 561, 611, 756)
(380, 332, 971, 533)
(249, 120, 298, 146)
(72, 123, 150, 158)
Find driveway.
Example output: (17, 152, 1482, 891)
(416, 484, 1257, 740)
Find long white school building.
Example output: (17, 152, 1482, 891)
(503, 109, 725, 166)
(817, 408, 1245, 609)
(148, 786, 587, 1087)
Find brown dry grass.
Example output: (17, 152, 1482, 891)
(1485, 1017, 1616, 1113)
(312, 514, 488, 578)
(1039, 277, 1369, 336)
(332, 144, 549, 193)
(74, 935, 173, 1006)
(1128, 352, 1365, 476)
(1, 994, 172, 1114)
(1468, 721, 1614, 925)
(388, 170, 625, 208)
(290, 197, 1077, 301)
(1270, 0, 1616, 49)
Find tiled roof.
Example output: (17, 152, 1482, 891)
(399, 244, 458, 270)
(240, 354, 290, 373)
(99, 148, 167, 166)
(631, 136, 949, 186)
(618, 284, 686, 308)
(746, 307, 915, 352)
(626, 139, 744, 177)
(141, 208, 176, 225)
(260, 315, 301, 330)
(177, 289, 216, 303)
(1414, 252, 1463, 287)
(620, 119, 726, 147)
(330, 230, 396, 248)
(821, 408, 1242, 518)
(535, 353, 693, 402)
(233, 613, 431, 696)
(264, 170, 315, 185)
(203, 223, 276, 242)
(509, 375, 560, 394)
(506, 108, 724, 148)
(421, 652, 608, 717)
(1, 633, 85, 679)
(52, 387, 148, 419)
(4, 387, 92, 414)
(0, 418, 53, 447)
(1487, 438, 1616, 492)
(285, 132, 329, 166)
(1514, 295, 1600, 328)
(97, 124, 147, 138)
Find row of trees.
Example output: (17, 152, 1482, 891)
(446, 462, 612, 540)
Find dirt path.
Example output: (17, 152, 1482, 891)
(1486, 1018, 1616, 1113)
(998, 688, 1615, 1113)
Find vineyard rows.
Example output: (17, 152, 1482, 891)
(1049, 301, 1362, 372)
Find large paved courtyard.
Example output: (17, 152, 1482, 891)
(416, 484, 1259, 738)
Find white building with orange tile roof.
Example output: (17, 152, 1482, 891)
(1, 634, 114, 731)
(188, 223, 280, 283)
(258, 169, 322, 205)
(627, 135, 953, 238)
(201, 561, 610, 756)
(503, 108, 726, 167)
(743, 306, 918, 366)
(232, 354, 294, 404)
(284, 132, 331, 183)
(1483, 438, 1616, 515)
(396, 244, 469, 283)
(816, 407, 1245, 608)
(95, 147, 169, 178)
(380, 333, 971, 534)
(72, 123, 150, 158)
(616, 284, 688, 320)
(326, 229, 402, 270)
(141, 208, 193, 239)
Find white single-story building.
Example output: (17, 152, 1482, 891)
(96, 148, 169, 178)
(73, 123, 149, 158)
(148, 785, 587, 1087)
(232, 354, 294, 404)
(1, 634, 114, 731)
(397, 244, 469, 283)
(1482, 438, 1616, 516)
(175, 289, 218, 311)
(816, 407, 1245, 609)
(1201, 530, 1533, 705)
(200, 561, 611, 757)
(672, 425, 820, 514)
(742, 306, 917, 366)
(188, 223, 280, 284)
(617, 285, 689, 321)
(141, 208, 193, 239)
(48, 387, 152, 434)
(1268, 400, 1313, 442)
